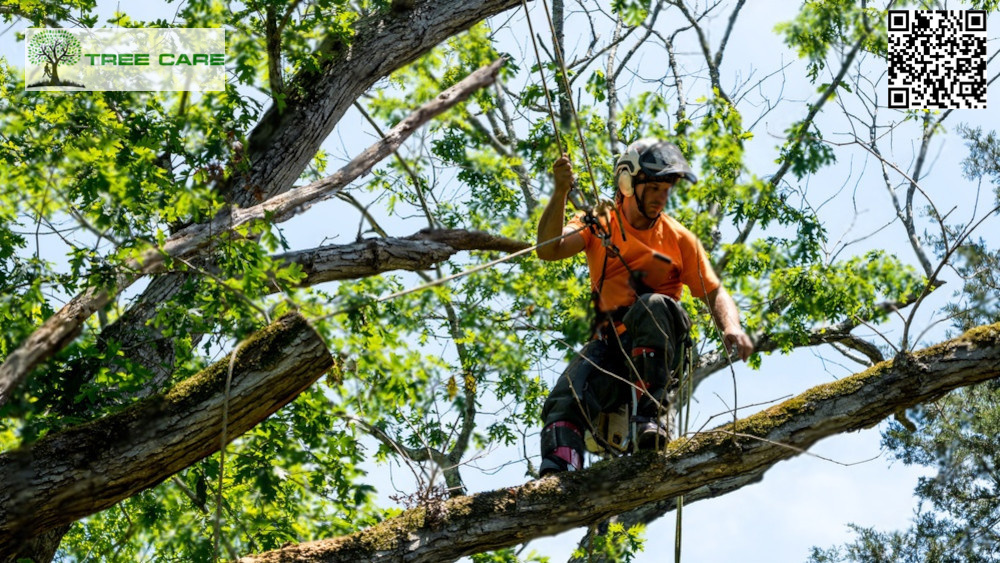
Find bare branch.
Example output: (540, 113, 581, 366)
(271, 229, 529, 290)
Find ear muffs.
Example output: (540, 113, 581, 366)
(614, 148, 641, 197)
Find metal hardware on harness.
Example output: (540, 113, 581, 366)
(631, 346, 658, 358)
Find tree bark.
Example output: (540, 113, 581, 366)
(274, 229, 530, 288)
(4, 525, 70, 563)
(98, 273, 193, 386)
(239, 322, 1000, 563)
(0, 313, 333, 558)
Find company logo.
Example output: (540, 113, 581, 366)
(27, 29, 85, 88)
(25, 28, 225, 92)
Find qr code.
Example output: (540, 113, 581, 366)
(888, 10, 987, 109)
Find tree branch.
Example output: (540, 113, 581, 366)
(271, 229, 530, 289)
(672, 0, 732, 104)
(0, 59, 505, 407)
(234, 0, 521, 207)
(0, 313, 334, 555)
(239, 322, 1000, 563)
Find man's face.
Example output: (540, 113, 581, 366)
(635, 176, 676, 215)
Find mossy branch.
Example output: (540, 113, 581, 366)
(0, 313, 334, 556)
(240, 322, 1000, 563)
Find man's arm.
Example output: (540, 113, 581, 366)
(702, 286, 754, 361)
(536, 154, 585, 261)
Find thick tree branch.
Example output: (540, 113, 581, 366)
(234, 0, 521, 207)
(272, 229, 530, 288)
(240, 323, 1000, 563)
(0, 313, 333, 557)
(0, 59, 505, 407)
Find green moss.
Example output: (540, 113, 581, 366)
(10, 313, 311, 461)
(965, 322, 1000, 342)
(445, 492, 476, 517)
(330, 505, 428, 556)
(163, 312, 306, 406)
(915, 321, 1000, 359)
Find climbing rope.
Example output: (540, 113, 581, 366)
(675, 341, 694, 563)
(521, 0, 631, 245)
(322, 226, 588, 319)
(521, 0, 565, 156)
(537, 0, 602, 208)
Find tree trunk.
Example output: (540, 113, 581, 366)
(0, 313, 333, 558)
(239, 323, 1000, 563)
(4, 525, 70, 563)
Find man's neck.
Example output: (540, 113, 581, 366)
(621, 198, 659, 230)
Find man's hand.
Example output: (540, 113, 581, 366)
(723, 330, 754, 362)
(553, 154, 575, 195)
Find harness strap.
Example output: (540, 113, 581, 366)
(631, 346, 658, 357)
(583, 208, 645, 338)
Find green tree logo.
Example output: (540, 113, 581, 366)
(27, 29, 84, 88)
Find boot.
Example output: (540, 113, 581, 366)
(635, 417, 670, 451)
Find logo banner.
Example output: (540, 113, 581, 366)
(25, 28, 226, 92)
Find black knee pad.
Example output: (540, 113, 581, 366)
(540, 421, 584, 474)
(630, 348, 676, 418)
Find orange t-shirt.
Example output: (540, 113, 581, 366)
(566, 209, 721, 312)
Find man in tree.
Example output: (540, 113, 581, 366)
(535, 138, 754, 475)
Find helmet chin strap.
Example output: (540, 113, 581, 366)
(634, 182, 660, 222)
